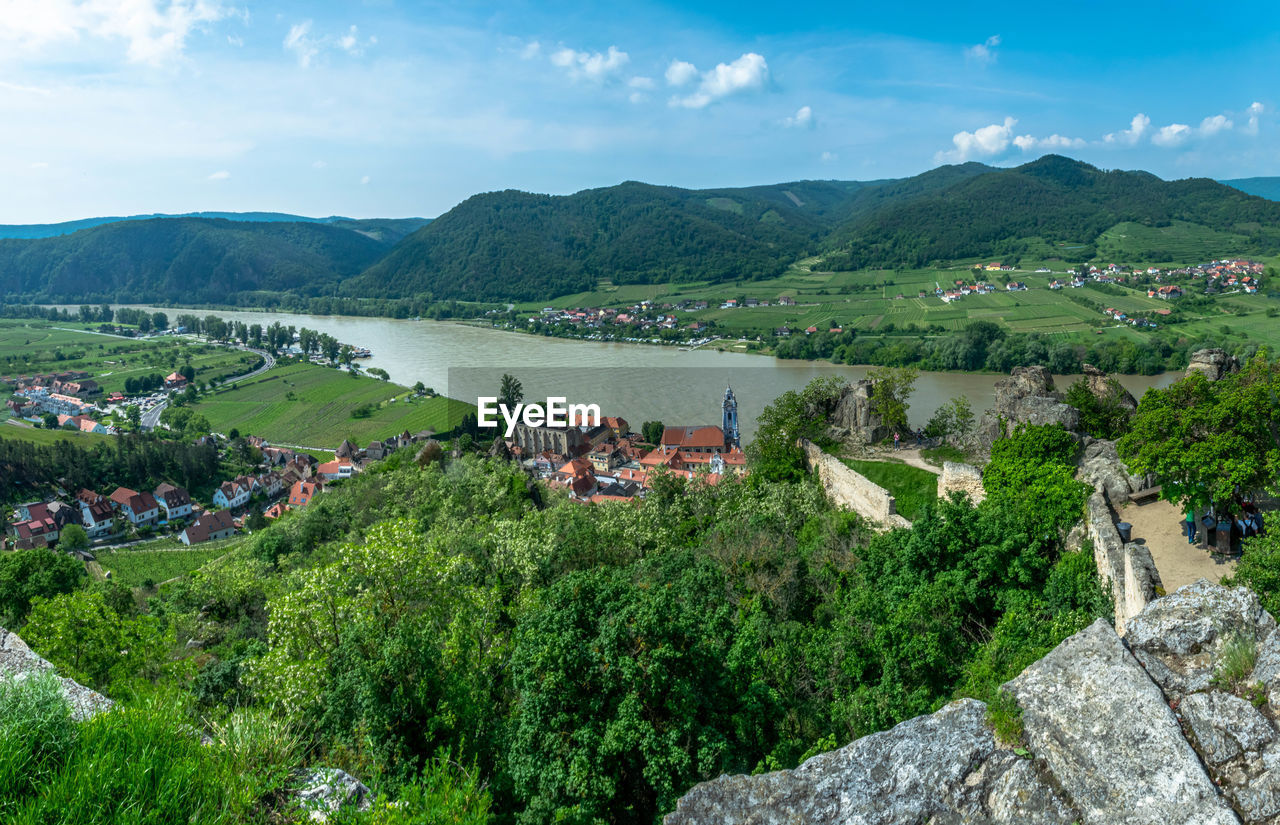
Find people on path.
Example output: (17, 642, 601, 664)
(893, 432, 900, 450)
(1183, 508, 1197, 545)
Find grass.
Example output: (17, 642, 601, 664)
(922, 445, 969, 467)
(0, 420, 112, 446)
(191, 360, 473, 448)
(1211, 631, 1259, 694)
(985, 688, 1025, 747)
(99, 537, 241, 587)
(842, 458, 939, 522)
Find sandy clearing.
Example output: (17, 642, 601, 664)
(1118, 498, 1236, 592)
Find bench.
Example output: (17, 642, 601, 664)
(1128, 486, 1163, 504)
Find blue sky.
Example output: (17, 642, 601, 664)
(2, 0, 1278, 222)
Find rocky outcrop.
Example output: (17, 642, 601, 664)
(668, 581, 1280, 825)
(1076, 437, 1151, 506)
(969, 366, 1079, 457)
(1082, 363, 1138, 412)
(665, 699, 1076, 824)
(0, 625, 113, 721)
(828, 380, 889, 445)
(295, 768, 373, 822)
(1187, 348, 1241, 382)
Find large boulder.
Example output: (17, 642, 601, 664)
(828, 380, 889, 444)
(1186, 348, 1240, 382)
(1005, 619, 1238, 824)
(1076, 437, 1151, 506)
(969, 366, 1079, 457)
(1082, 363, 1138, 412)
(664, 698, 1076, 825)
(295, 768, 372, 822)
(0, 626, 113, 722)
(1124, 580, 1277, 700)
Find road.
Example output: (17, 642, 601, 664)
(143, 345, 275, 431)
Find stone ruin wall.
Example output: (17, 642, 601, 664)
(799, 439, 910, 529)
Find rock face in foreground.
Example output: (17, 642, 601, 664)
(1186, 348, 1241, 382)
(0, 625, 113, 721)
(828, 380, 889, 445)
(667, 582, 1280, 825)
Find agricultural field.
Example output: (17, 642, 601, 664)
(190, 360, 472, 448)
(0, 419, 112, 446)
(0, 321, 258, 394)
(98, 536, 241, 587)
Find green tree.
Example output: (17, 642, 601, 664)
(0, 548, 84, 626)
(868, 365, 918, 437)
(1064, 377, 1133, 440)
(412, 381, 427, 396)
(498, 373, 523, 410)
(1118, 355, 1280, 511)
(641, 420, 664, 445)
(984, 424, 1089, 535)
(746, 376, 845, 482)
(40, 413, 58, 430)
(22, 590, 170, 691)
(56, 525, 89, 553)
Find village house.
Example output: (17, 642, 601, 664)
(263, 501, 290, 520)
(213, 480, 251, 510)
(9, 517, 60, 549)
(288, 479, 323, 507)
(78, 493, 115, 539)
(317, 460, 355, 481)
(153, 483, 193, 521)
(109, 487, 160, 526)
(180, 510, 236, 546)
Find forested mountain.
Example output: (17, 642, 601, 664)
(0, 218, 390, 303)
(1222, 177, 1280, 202)
(2, 157, 1276, 305)
(0, 212, 430, 241)
(827, 156, 1280, 268)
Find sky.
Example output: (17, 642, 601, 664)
(1, 0, 1278, 223)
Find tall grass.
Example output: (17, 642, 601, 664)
(0, 673, 78, 817)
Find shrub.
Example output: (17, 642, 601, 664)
(1212, 631, 1259, 694)
(986, 689, 1024, 746)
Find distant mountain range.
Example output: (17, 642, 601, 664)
(2, 157, 1278, 305)
(1220, 177, 1280, 202)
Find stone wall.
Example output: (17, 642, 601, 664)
(1086, 492, 1162, 632)
(1, 625, 113, 721)
(938, 461, 985, 504)
(800, 439, 910, 529)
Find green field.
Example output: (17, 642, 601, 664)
(190, 361, 472, 448)
(843, 459, 939, 522)
(0, 321, 258, 394)
(98, 537, 241, 587)
(0, 419, 112, 446)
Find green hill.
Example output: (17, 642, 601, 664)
(828, 156, 1280, 268)
(0, 217, 391, 303)
(0, 212, 430, 241)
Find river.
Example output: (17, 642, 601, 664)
(100, 307, 1178, 439)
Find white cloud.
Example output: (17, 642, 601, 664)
(1197, 113, 1233, 137)
(226, 34, 242, 47)
(1151, 122, 1191, 146)
(285, 20, 375, 68)
(965, 35, 1001, 65)
(820, 151, 837, 162)
(0, 0, 231, 65)
(1247, 101, 1264, 134)
(30, 161, 49, 169)
(938, 116, 1017, 162)
(628, 76, 655, 90)
(665, 59, 698, 86)
(360, 175, 370, 185)
(1013, 132, 1085, 151)
(671, 52, 768, 109)
(519, 41, 540, 59)
(207, 169, 229, 180)
(1104, 113, 1150, 145)
(312, 160, 326, 169)
(784, 105, 813, 128)
(549, 45, 629, 81)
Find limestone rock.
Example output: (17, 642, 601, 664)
(664, 698, 1077, 825)
(969, 366, 1078, 457)
(487, 438, 513, 461)
(1082, 363, 1138, 412)
(1186, 348, 1240, 382)
(295, 768, 372, 822)
(939, 461, 986, 504)
(1180, 691, 1280, 821)
(1076, 437, 1149, 506)
(829, 380, 888, 445)
(0, 625, 113, 722)
(1124, 580, 1276, 700)
(1005, 618, 1238, 824)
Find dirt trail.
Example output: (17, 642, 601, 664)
(1118, 498, 1236, 592)
(857, 446, 943, 476)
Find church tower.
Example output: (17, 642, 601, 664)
(722, 384, 739, 449)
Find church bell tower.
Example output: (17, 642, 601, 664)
(722, 384, 739, 449)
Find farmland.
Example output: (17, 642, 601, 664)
(0, 320, 259, 395)
(189, 361, 472, 447)
(97, 536, 242, 587)
(0, 419, 112, 446)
